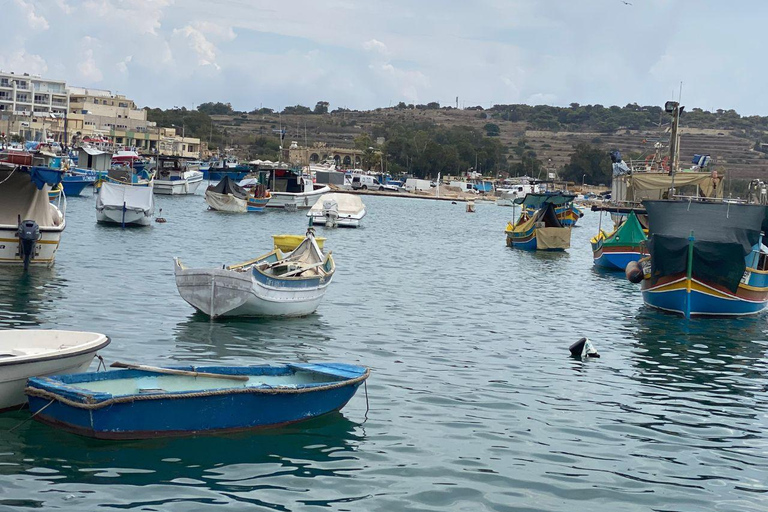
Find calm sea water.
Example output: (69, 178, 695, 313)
(0, 191, 767, 512)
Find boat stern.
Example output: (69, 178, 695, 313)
(174, 258, 252, 318)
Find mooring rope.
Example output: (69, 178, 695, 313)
(24, 368, 370, 411)
(8, 399, 54, 432)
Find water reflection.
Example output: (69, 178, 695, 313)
(0, 267, 66, 328)
(0, 411, 364, 504)
(172, 314, 336, 363)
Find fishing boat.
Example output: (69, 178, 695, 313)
(71, 146, 112, 188)
(591, 210, 647, 270)
(25, 362, 369, 439)
(153, 156, 204, 195)
(205, 176, 249, 212)
(238, 177, 273, 212)
(204, 157, 251, 181)
(61, 174, 95, 196)
(272, 234, 326, 252)
(96, 168, 154, 226)
(308, 193, 366, 227)
(265, 166, 330, 209)
(520, 192, 582, 226)
(0, 161, 66, 268)
(505, 194, 572, 251)
(632, 200, 768, 317)
(174, 231, 334, 318)
(0, 330, 109, 411)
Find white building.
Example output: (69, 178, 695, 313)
(0, 71, 69, 118)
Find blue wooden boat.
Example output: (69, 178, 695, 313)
(25, 362, 368, 439)
(61, 174, 95, 196)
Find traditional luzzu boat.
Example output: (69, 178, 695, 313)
(0, 159, 66, 268)
(521, 192, 583, 226)
(96, 167, 154, 227)
(0, 330, 110, 411)
(591, 210, 647, 270)
(632, 200, 768, 318)
(506, 194, 573, 250)
(174, 230, 334, 318)
(25, 362, 369, 439)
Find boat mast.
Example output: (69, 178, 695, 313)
(666, 100, 682, 197)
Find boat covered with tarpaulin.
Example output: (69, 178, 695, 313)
(25, 362, 368, 439)
(519, 192, 582, 226)
(174, 231, 334, 318)
(0, 163, 66, 267)
(637, 200, 768, 317)
(96, 168, 154, 226)
(205, 176, 249, 212)
(308, 193, 366, 227)
(591, 210, 647, 270)
(506, 198, 571, 251)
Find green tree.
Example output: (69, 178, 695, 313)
(484, 123, 500, 137)
(314, 101, 329, 114)
(197, 102, 234, 115)
(560, 143, 612, 185)
(281, 105, 312, 115)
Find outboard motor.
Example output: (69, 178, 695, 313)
(17, 219, 40, 270)
(322, 199, 339, 228)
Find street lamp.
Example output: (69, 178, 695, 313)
(582, 173, 587, 189)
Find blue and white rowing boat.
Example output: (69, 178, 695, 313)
(25, 362, 369, 439)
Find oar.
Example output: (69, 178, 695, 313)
(110, 361, 250, 381)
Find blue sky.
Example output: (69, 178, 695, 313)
(1, 0, 766, 115)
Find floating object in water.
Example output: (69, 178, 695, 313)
(569, 337, 600, 359)
(25, 362, 369, 439)
(451, 201, 457, 204)
(466, 201, 475, 213)
(625, 260, 644, 283)
(155, 208, 167, 223)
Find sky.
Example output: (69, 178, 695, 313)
(1, 0, 766, 115)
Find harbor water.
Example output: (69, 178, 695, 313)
(0, 193, 766, 511)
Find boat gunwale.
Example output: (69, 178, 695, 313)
(0, 333, 110, 368)
(26, 364, 369, 409)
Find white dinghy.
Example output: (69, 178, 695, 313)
(308, 193, 366, 228)
(0, 330, 110, 411)
(174, 230, 334, 318)
(96, 168, 154, 226)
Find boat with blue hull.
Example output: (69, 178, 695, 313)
(634, 200, 768, 317)
(506, 194, 573, 251)
(591, 210, 647, 270)
(25, 363, 369, 439)
(521, 192, 583, 226)
(61, 174, 95, 196)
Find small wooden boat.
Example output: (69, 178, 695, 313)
(505, 197, 571, 251)
(174, 230, 334, 318)
(25, 362, 368, 439)
(96, 174, 155, 227)
(272, 234, 326, 252)
(308, 193, 366, 227)
(204, 176, 248, 212)
(0, 330, 109, 411)
(591, 210, 647, 270)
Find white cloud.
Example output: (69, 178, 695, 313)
(78, 38, 103, 82)
(14, 0, 49, 30)
(0, 50, 48, 76)
(192, 21, 236, 41)
(172, 26, 220, 69)
(116, 55, 133, 74)
(363, 39, 390, 56)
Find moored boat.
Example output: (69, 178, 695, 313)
(521, 192, 582, 226)
(204, 176, 248, 212)
(174, 231, 334, 318)
(0, 164, 66, 268)
(0, 330, 110, 411)
(25, 362, 368, 438)
(96, 168, 154, 227)
(505, 194, 573, 251)
(634, 200, 768, 317)
(308, 193, 366, 227)
(153, 156, 204, 195)
(265, 166, 330, 209)
(591, 210, 647, 270)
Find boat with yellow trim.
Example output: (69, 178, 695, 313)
(632, 200, 768, 317)
(591, 210, 648, 270)
(505, 194, 572, 251)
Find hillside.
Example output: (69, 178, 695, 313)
(208, 106, 768, 181)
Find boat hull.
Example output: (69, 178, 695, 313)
(61, 177, 94, 197)
(0, 224, 64, 267)
(154, 174, 204, 195)
(205, 190, 247, 212)
(267, 187, 331, 209)
(246, 196, 270, 212)
(174, 262, 331, 318)
(641, 273, 768, 317)
(592, 246, 644, 270)
(96, 208, 152, 226)
(26, 364, 367, 439)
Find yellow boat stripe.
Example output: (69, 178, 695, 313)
(0, 238, 59, 245)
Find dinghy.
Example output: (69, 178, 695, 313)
(96, 168, 154, 226)
(174, 231, 334, 318)
(25, 362, 368, 439)
(308, 193, 366, 228)
(0, 330, 109, 411)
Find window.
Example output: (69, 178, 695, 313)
(16, 94, 29, 102)
(118, 102, 128, 108)
(0, 78, 9, 87)
(14, 80, 27, 89)
(34, 94, 47, 103)
(102, 100, 108, 105)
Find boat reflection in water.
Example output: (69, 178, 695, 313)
(0, 267, 66, 328)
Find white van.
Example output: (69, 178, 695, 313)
(351, 175, 398, 191)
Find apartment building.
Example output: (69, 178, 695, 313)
(0, 71, 72, 142)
